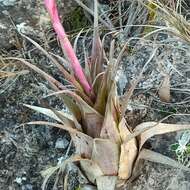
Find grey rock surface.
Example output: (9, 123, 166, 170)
(0, 0, 77, 50)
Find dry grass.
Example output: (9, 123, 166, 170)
(0, 56, 29, 94)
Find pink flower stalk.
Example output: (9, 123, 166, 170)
(44, 0, 92, 94)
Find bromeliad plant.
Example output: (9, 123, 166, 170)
(7, 0, 190, 189)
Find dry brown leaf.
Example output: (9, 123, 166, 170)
(93, 74, 108, 115)
(96, 176, 117, 190)
(90, 0, 104, 80)
(80, 159, 103, 183)
(94, 40, 116, 115)
(45, 90, 83, 121)
(118, 118, 131, 140)
(100, 108, 121, 144)
(118, 118, 138, 179)
(63, 173, 69, 190)
(139, 148, 190, 172)
(100, 84, 121, 144)
(26, 121, 78, 134)
(136, 122, 190, 149)
(24, 104, 75, 128)
(47, 90, 103, 138)
(71, 133, 93, 158)
(92, 138, 119, 175)
(158, 74, 171, 102)
(83, 112, 103, 138)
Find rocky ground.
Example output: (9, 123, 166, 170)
(1, 1, 190, 190)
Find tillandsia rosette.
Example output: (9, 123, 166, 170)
(5, 0, 190, 189)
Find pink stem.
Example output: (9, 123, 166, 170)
(44, 0, 92, 94)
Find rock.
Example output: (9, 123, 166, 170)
(21, 184, 33, 190)
(0, 0, 78, 50)
(55, 137, 69, 149)
(0, 0, 16, 6)
(14, 177, 23, 185)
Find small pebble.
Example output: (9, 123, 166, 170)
(55, 138, 69, 149)
(22, 184, 33, 190)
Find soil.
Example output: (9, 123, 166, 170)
(1, 1, 190, 190)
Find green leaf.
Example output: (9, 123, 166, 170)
(186, 145, 190, 154)
(170, 143, 179, 151)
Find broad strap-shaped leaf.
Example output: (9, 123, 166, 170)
(59, 94, 82, 122)
(51, 107, 82, 131)
(47, 90, 104, 138)
(138, 148, 190, 172)
(46, 90, 91, 122)
(118, 118, 138, 180)
(100, 83, 121, 144)
(93, 73, 108, 115)
(80, 159, 103, 184)
(23, 104, 76, 128)
(134, 122, 190, 149)
(92, 138, 119, 175)
(26, 121, 80, 134)
(130, 148, 190, 186)
(71, 133, 93, 158)
(93, 40, 116, 115)
(125, 122, 157, 143)
(96, 176, 117, 190)
(82, 112, 104, 138)
(63, 90, 103, 138)
(100, 107, 121, 143)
